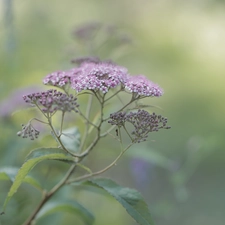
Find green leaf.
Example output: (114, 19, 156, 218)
(23, 176, 43, 191)
(60, 127, 81, 153)
(0, 167, 43, 191)
(0, 167, 18, 182)
(3, 148, 76, 211)
(36, 200, 94, 225)
(86, 178, 154, 225)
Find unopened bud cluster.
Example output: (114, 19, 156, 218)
(107, 111, 127, 127)
(17, 123, 40, 140)
(23, 89, 79, 115)
(109, 110, 171, 143)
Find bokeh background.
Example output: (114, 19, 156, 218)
(1, 0, 225, 225)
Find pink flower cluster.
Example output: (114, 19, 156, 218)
(124, 75, 163, 97)
(43, 61, 163, 97)
(43, 71, 71, 87)
(70, 62, 128, 93)
(23, 89, 79, 114)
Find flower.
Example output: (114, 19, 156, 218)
(124, 75, 163, 97)
(23, 89, 79, 115)
(109, 110, 171, 143)
(42, 61, 163, 97)
(107, 111, 127, 127)
(17, 123, 40, 140)
(70, 62, 129, 93)
(43, 71, 72, 88)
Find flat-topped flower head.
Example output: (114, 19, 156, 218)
(70, 62, 129, 93)
(109, 110, 170, 143)
(124, 75, 163, 97)
(42, 61, 163, 98)
(43, 71, 71, 88)
(23, 90, 79, 115)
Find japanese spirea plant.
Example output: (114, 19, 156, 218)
(2, 58, 170, 225)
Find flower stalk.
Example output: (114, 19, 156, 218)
(13, 59, 171, 225)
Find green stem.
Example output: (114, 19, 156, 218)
(67, 143, 133, 185)
(105, 88, 122, 102)
(79, 92, 105, 157)
(48, 119, 80, 158)
(23, 164, 77, 225)
(103, 97, 136, 122)
(31, 118, 49, 125)
(100, 125, 116, 137)
(60, 112, 65, 135)
(35, 104, 48, 119)
(79, 95, 94, 152)
(79, 134, 100, 158)
(123, 124, 133, 141)
(78, 109, 98, 129)
(117, 98, 135, 112)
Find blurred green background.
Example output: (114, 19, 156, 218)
(1, 0, 225, 224)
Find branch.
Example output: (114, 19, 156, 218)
(23, 165, 77, 225)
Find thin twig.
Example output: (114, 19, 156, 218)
(79, 95, 93, 152)
(66, 143, 132, 185)
(48, 119, 80, 158)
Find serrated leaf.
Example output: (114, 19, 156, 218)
(0, 167, 43, 191)
(86, 178, 154, 225)
(60, 127, 80, 152)
(36, 200, 94, 225)
(3, 148, 76, 211)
